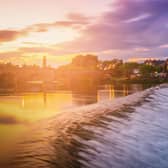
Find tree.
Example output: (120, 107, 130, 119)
(140, 65, 158, 77)
(122, 62, 139, 78)
(72, 55, 98, 70)
(0, 72, 16, 89)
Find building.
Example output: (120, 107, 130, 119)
(144, 59, 165, 66)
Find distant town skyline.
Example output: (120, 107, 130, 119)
(0, 0, 168, 66)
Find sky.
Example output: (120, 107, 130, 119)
(0, 0, 168, 66)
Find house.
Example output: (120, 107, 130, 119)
(144, 59, 165, 66)
(130, 68, 141, 79)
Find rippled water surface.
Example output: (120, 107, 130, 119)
(1, 84, 168, 168)
(0, 84, 144, 151)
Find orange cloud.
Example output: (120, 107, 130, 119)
(0, 30, 27, 43)
(24, 15, 90, 33)
(0, 13, 89, 43)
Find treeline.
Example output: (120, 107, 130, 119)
(0, 63, 55, 91)
(56, 55, 168, 83)
(0, 55, 168, 91)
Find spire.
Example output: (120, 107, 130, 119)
(43, 56, 47, 68)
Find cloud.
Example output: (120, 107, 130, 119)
(159, 44, 168, 48)
(24, 19, 89, 33)
(1, 1, 168, 61)
(89, 0, 168, 48)
(49, 0, 168, 59)
(0, 30, 27, 43)
(67, 12, 91, 23)
(0, 13, 90, 43)
(124, 13, 151, 23)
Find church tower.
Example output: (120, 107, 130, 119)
(43, 56, 47, 68)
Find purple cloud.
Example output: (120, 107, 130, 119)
(55, 0, 168, 58)
(1, 0, 168, 61)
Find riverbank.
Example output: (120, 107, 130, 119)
(106, 77, 168, 84)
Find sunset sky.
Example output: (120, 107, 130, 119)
(0, 0, 168, 66)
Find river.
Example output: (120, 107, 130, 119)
(1, 84, 168, 167)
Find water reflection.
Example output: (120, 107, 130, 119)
(0, 84, 147, 127)
(98, 84, 131, 101)
(72, 83, 98, 105)
(7, 86, 168, 168)
(0, 83, 149, 165)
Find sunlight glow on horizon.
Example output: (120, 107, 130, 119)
(0, 0, 129, 66)
(0, 0, 166, 65)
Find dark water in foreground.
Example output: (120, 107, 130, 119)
(1, 84, 168, 168)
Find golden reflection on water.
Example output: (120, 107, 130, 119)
(0, 92, 73, 122)
(0, 84, 140, 155)
(0, 92, 73, 153)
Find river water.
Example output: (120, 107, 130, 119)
(1, 84, 168, 168)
